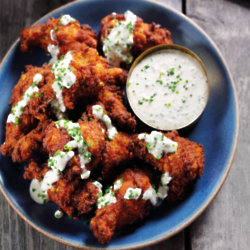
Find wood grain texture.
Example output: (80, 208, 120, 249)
(186, 0, 249, 249)
(0, 0, 184, 249)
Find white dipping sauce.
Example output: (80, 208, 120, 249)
(127, 48, 209, 130)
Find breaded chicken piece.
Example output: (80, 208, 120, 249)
(99, 12, 172, 63)
(47, 178, 100, 219)
(90, 168, 152, 244)
(0, 65, 48, 158)
(97, 85, 136, 131)
(20, 16, 97, 53)
(134, 130, 204, 202)
(23, 160, 100, 218)
(1, 46, 126, 160)
(24, 46, 127, 119)
(101, 132, 134, 181)
(11, 119, 52, 162)
(43, 118, 105, 173)
(23, 159, 49, 181)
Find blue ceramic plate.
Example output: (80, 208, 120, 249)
(0, 0, 239, 249)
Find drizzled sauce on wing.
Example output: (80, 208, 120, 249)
(103, 10, 137, 66)
(29, 119, 92, 204)
(92, 105, 118, 140)
(7, 73, 43, 125)
(51, 52, 76, 117)
(138, 131, 178, 159)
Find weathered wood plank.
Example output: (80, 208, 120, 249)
(0, 0, 184, 249)
(186, 0, 250, 249)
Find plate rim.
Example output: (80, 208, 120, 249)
(0, 0, 240, 249)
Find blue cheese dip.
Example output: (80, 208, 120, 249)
(103, 10, 137, 66)
(7, 73, 43, 125)
(127, 47, 209, 130)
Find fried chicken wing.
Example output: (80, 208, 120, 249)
(0, 64, 48, 157)
(90, 168, 152, 244)
(24, 159, 100, 218)
(23, 159, 49, 181)
(20, 16, 97, 53)
(43, 118, 105, 173)
(134, 130, 204, 202)
(47, 178, 100, 219)
(97, 85, 136, 131)
(24, 46, 127, 119)
(99, 12, 173, 64)
(101, 132, 134, 181)
(11, 119, 52, 162)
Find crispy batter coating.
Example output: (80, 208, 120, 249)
(90, 168, 152, 244)
(0, 65, 48, 157)
(1, 45, 127, 160)
(134, 130, 204, 202)
(43, 119, 105, 172)
(101, 132, 134, 181)
(23, 159, 100, 218)
(23, 46, 127, 119)
(11, 119, 52, 162)
(48, 178, 99, 219)
(99, 12, 173, 61)
(20, 17, 97, 53)
(23, 159, 49, 181)
(97, 85, 136, 131)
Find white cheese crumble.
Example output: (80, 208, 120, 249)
(157, 172, 172, 199)
(114, 178, 124, 191)
(142, 172, 172, 205)
(97, 187, 117, 209)
(103, 10, 137, 66)
(124, 187, 142, 200)
(142, 186, 158, 206)
(7, 73, 43, 125)
(138, 131, 178, 159)
(60, 14, 76, 25)
(92, 105, 118, 140)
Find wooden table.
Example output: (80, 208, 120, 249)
(0, 0, 248, 249)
